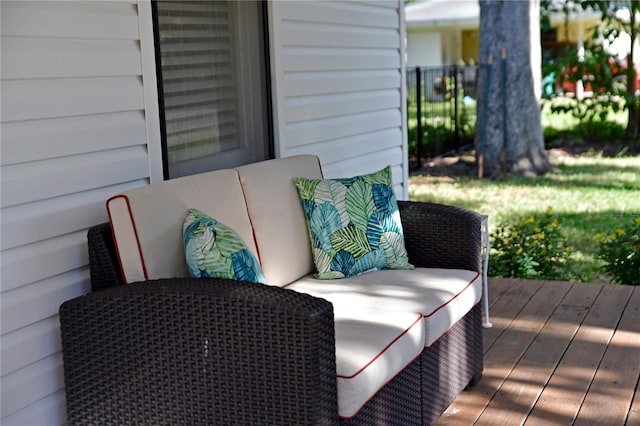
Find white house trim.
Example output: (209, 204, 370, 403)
(137, 0, 164, 183)
(399, 1, 409, 200)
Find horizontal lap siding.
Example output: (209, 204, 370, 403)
(269, 0, 408, 196)
(0, 1, 160, 424)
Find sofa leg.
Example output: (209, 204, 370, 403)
(466, 371, 483, 389)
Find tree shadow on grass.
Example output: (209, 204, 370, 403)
(411, 150, 640, 192)
(518, 162, 640, 192)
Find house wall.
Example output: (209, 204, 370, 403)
(407, 27, 478, 67)
(556, 19, 599, 43)
(441, 28, 463, 65)
(406, 17, 614, 69)
(462, 29, 479, 63)
(268, 0, 409, 198)
(0, 1, 161, 423)
(556, 18, 640, 63)
(406, 30, 443, 67)
(0, 1, 408, 423)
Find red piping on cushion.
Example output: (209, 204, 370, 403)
(424, 271, 480, 318)
(106, 194, 149, 283)
(337, 272, 481, 420)
(424, 272, 481, 347)
(336, 313, 423, 379)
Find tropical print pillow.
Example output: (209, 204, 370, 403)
(183, 208, 267, 284)
(293, 166, 414, 280)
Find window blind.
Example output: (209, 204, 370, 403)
(156, 1, 240, 165)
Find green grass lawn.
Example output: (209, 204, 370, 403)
(409, 152, 640, 284)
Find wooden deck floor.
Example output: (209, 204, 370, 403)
(437, 278, 640, 426)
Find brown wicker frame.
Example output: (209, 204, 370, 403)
(60, 201, 483, 425)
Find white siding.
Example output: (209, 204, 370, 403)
(0, 1, 408, 423)
(0, 1, 161, 424)
(268, 0, 409, 198)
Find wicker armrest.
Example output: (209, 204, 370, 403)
(87, 222, 124, 291)
(398, 201, 482, 272)
(60, 279, 338, 425)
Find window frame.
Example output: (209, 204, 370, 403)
(151, 0, 274, 180)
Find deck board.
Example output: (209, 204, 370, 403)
(574, 287, 640, 426)
(630, 377, 640, 425)
(436, 279, 640, 426)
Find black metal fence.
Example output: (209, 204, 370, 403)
(407, 65, 478, 169)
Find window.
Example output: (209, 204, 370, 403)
(153, 0, 271, 179)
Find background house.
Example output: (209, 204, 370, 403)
(405, 0, 479, 68)
(404, 0, 614, 68)
(0, 1, 408, 423)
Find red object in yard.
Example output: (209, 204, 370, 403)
(557, 57, 640, 94)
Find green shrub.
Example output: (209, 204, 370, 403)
(408, 124, 456, 159)
(580, 119, 626, 141)
(489, 208, 573, 280)
(596, 217, 640, 285)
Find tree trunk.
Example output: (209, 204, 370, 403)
(475, 0, 552, 178)
(627, 97, 639, 142)
(625, 14, 639, 142)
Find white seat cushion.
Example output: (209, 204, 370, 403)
(286, 268, 481, 346)
(107, 170, 257, 283)
(332, 309, 424, 419)
(236, 155, 323, 287)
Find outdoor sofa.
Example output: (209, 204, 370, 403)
(59, 155, 484, 425)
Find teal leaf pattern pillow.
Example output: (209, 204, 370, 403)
(183, 208, 267, 284)
(293, 166, 414, 279)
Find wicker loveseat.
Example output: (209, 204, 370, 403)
(59, 155, 483, 425)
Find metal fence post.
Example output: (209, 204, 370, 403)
(453, 64, 460, 151)
(415, 66, 423, 168)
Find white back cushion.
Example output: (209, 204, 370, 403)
(236, 155, 323, 287)
(107, 169, 256, 283)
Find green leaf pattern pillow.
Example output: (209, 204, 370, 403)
(183, 208, 267, 284)
(294, 166, 413, 279)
